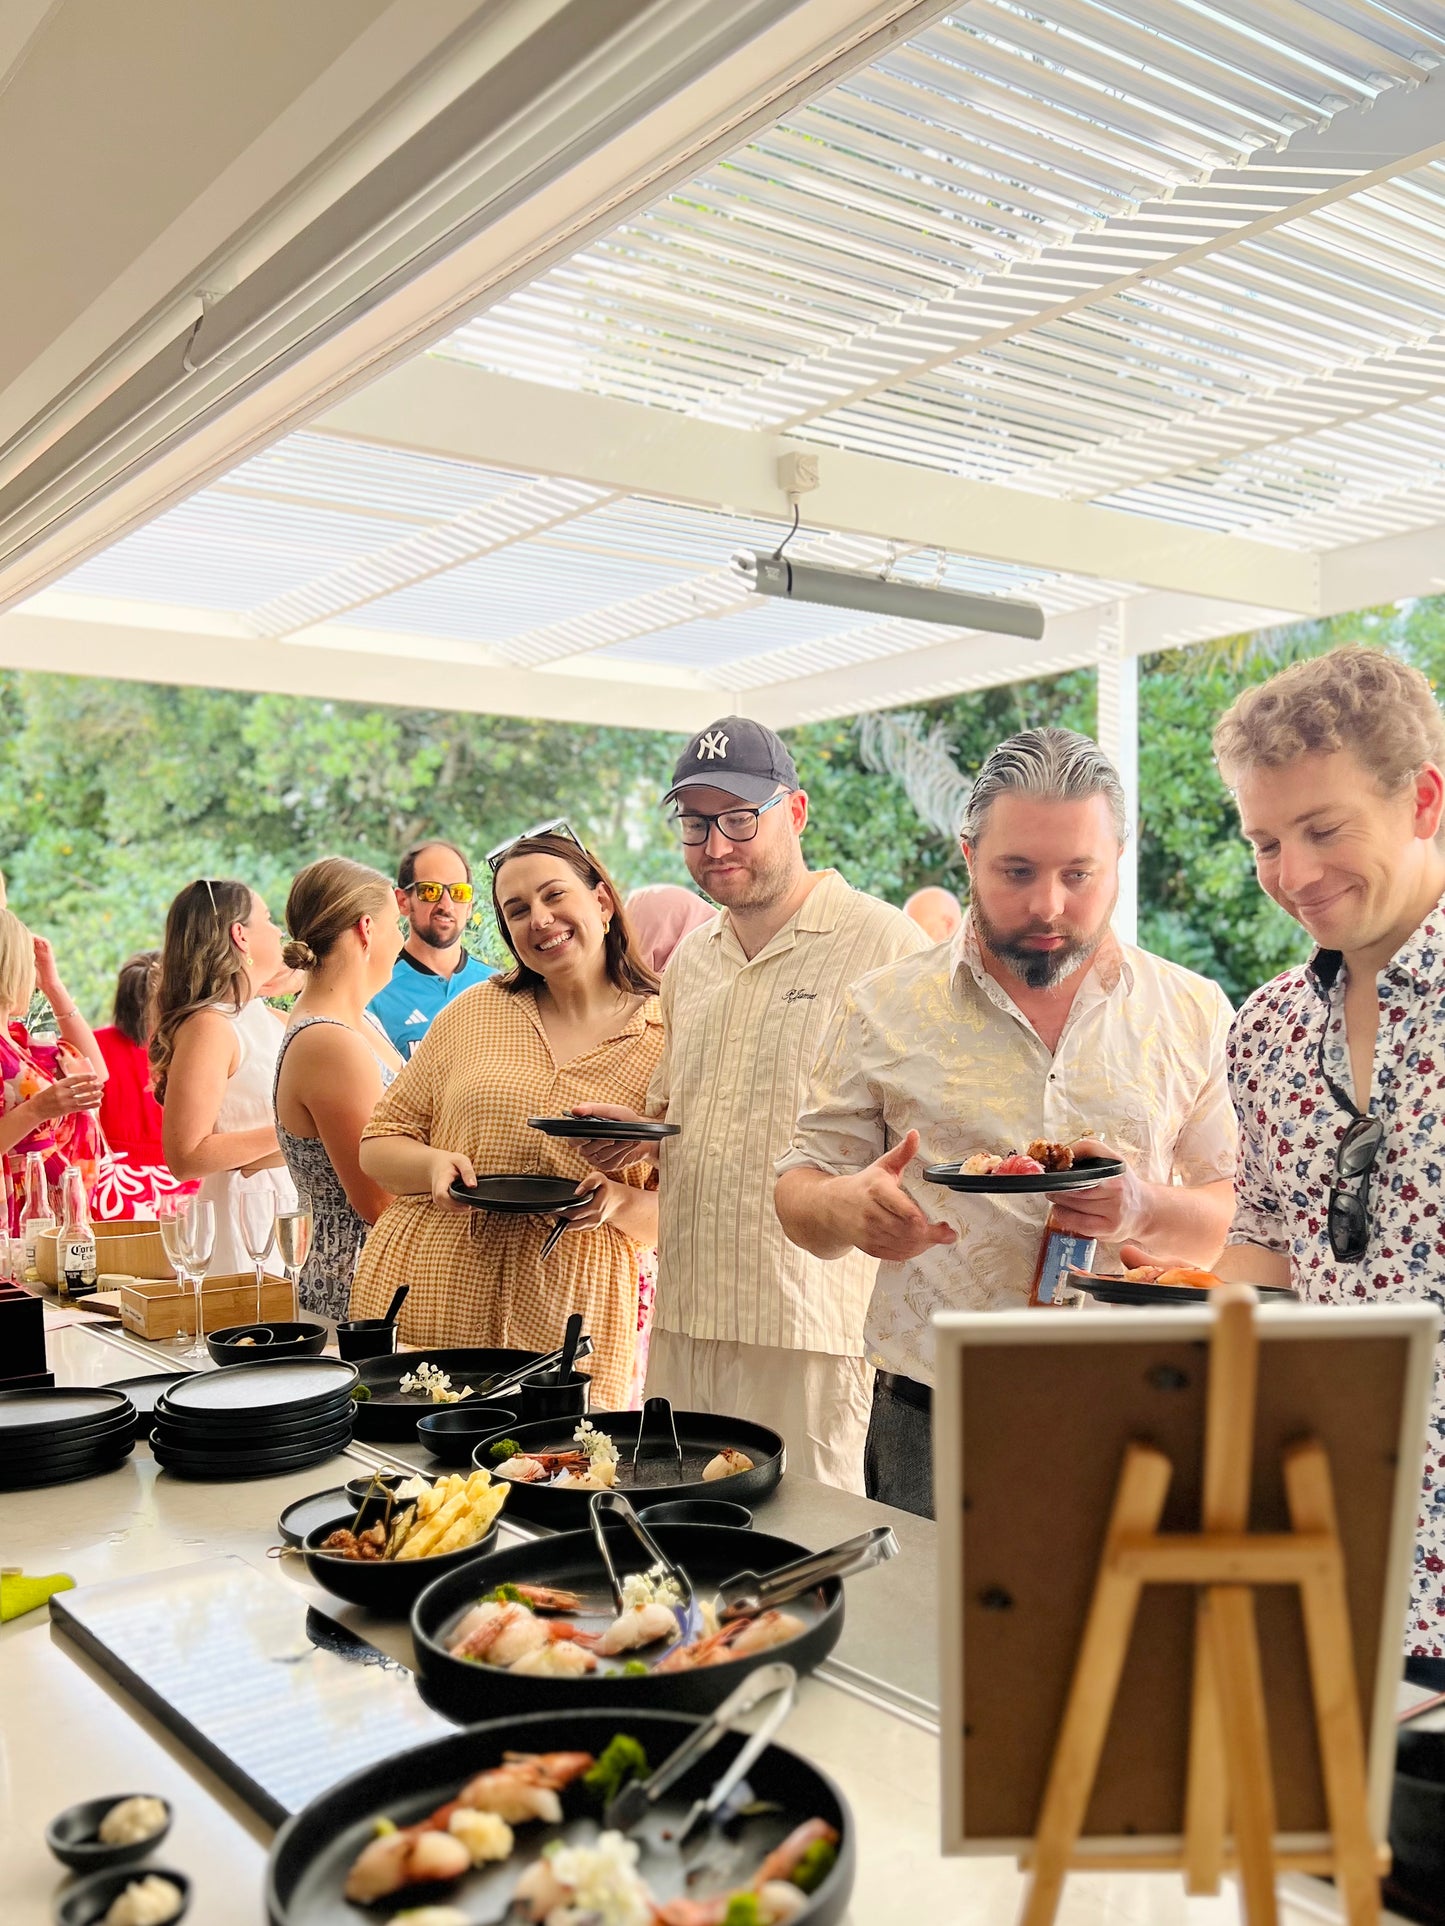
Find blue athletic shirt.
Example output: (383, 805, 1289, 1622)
(367, 948, 493, 1058)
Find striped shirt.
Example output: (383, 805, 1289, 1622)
(647, 869, 928, 1352)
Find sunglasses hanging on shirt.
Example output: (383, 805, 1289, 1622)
(1315, 1023, 1384, 1263)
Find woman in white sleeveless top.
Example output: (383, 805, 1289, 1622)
(151, 879, 298, 1277)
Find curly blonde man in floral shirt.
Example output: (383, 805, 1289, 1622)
(1135, 645, 1445, 1663)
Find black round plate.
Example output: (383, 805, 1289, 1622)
(302, 1497, 502, 1616)
(527, 1116, 680, 1141)
(0, 1412, 136, 1467)
(0, 1386, 135, 1441)
(152, 1428, 352, 1480)
(0, 1448, 134, 1491)
(277, 1486, 353, 1547)
(266, 1707, 852, 1926)
(101, 1372, 195, 1426)
(151, 1397, 356, 1451)
(473, 1407, 784, 1528)
(160, 1358, 358, 1420)
(1067, 1269, 1298, 1307)
(413, 1521, 840, 1719)
(448, 1174, 597, 1213)
(350, 1348, 539, 1443)
(924, 1154, 1125, 1194)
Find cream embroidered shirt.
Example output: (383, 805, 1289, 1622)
(776, 915, 1238, 1385)
(648, 869, 928, 1352)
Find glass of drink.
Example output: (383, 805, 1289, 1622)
(156, 1198, 193, 1348)
(238, 1187, 279, 1324)
(178, 1199, 216, 1363)
(275, 1208, 312, 1322)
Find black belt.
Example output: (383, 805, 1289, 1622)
(877, 1370, 932, 1414)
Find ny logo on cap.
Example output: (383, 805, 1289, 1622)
(697, 729, 729, 761)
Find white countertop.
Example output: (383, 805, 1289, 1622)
(0, 1311, 1364, 1926)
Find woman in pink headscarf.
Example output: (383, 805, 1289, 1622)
(620, 885, 713, 1401)
(625, 885, 715, 975)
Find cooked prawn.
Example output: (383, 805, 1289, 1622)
(457, 1750, 594, 1826)
(654, 1610, 802, 1672)
(513, 1583, 583, 1612)
(342, 1826, 469, 1902)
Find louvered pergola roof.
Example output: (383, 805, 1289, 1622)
(15, 0, 1445, 732)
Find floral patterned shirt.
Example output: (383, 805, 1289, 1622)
(1227, 900, 1445, 1656)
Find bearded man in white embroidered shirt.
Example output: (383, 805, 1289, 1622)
(774, 727, 1239, 1519)
(572, 715, 927, 1494)
(1128, 646, 1445, 1667)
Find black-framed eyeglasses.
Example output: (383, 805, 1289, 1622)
(669, 793, 786, 847)
(1316, 1024, 1384, 1263)
(485, 818, 586, 873)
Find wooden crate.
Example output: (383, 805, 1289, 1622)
(36, 1221, 172, 1287)
(118, 1273, 293, 1341)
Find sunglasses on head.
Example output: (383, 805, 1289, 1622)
(485, 818, 587, 873)
(406, 880, 475, 906)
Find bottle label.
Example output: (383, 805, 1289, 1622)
(1032, 1228, 1096, 1306)
(60, 1236, 97, 1296)
(22, 1217, 55, 1282)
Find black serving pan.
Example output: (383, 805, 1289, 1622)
(924, 1153, 1124, 1193)
(1067, 1269, 1297, 1307)
(473, 1404, 784, 1528)
(349, 1346, 539, 1443)
(300, 1495, 503, 1616)
(266, 1706, 853, 1926)
(206, 1319, 328, 1366)
(411, 1521, 841, 1721)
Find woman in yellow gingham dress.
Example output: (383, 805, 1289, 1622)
(351, 831, 661, 1411)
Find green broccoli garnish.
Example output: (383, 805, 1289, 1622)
(481, 1583, 531, 1608)
(488, 1438, 522, 1462)
(582, 1733, 649, 1803)
(621, 1659, 648, 1677)
(790, 1839, 838, 1894)
(722, 1897, 763, 1926)
(349, 1384, 372, 1402)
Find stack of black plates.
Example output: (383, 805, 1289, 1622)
(0, 1387, 137, 1489)
(151, 1359, 359, 1479)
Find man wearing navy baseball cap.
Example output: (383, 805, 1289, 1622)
(575, 714, 926, 1492)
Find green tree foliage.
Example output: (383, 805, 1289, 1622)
(1, 599, 1439, 1020)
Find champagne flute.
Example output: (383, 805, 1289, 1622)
(276, 1208, 312, 1322)
(156, 1198, 193, 1350)
(179, 1198, 216, 1363)
(238, 1187, 279, 1324)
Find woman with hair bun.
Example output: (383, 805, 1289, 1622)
(352, 829, 662, 1408)
(274, 858, 405, 1319)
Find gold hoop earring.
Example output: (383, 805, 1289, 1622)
(602, 917, 612, 933)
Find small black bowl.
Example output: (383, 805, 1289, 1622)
(303, 1496, 501, 1616)
(54, 1865, 190, 1925)
(343, 1467, 411, 1506)
(45, 1795, 174, 1873)
(336, 1318, 397, 1362)
(638, 1498, 753, 1529)
(206, 1320, 327, 1367)
(518, 1369, 590, 1424)
(416, 1404, 519, 1467)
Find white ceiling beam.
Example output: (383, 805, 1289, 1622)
(1318, 519, 1445, 614)
(0, 603, 710, 732)
(318, 358, 1321, 611)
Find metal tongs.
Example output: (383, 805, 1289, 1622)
(589, 1490, 702, 1646)
(604, 1660, 798, 1838)
(718, 1525, 899, 1619)
(630, 1395, 684, 1481)
(475, 1332, 595, 1402)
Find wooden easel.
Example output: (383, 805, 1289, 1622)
(1019, 1282, 1384, 1926)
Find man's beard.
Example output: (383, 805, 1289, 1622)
(696, 841, 797, 912)
(413, 919, 459, 951)
(972, 893, 1112, 990)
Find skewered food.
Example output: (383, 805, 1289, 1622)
(101, 1877, 185, 1926)
(703, 1448, 754, 1482)
(318, 1470, 506, 1562)
(97, 1795, 168, 1846)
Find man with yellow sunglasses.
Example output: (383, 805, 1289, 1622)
(367, 838, 492, 1059)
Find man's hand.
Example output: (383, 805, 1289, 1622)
(565, 1103, 660, 1173)
(831, 1130, 958, 1262)
(1046, 1137, 1149, 1244)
